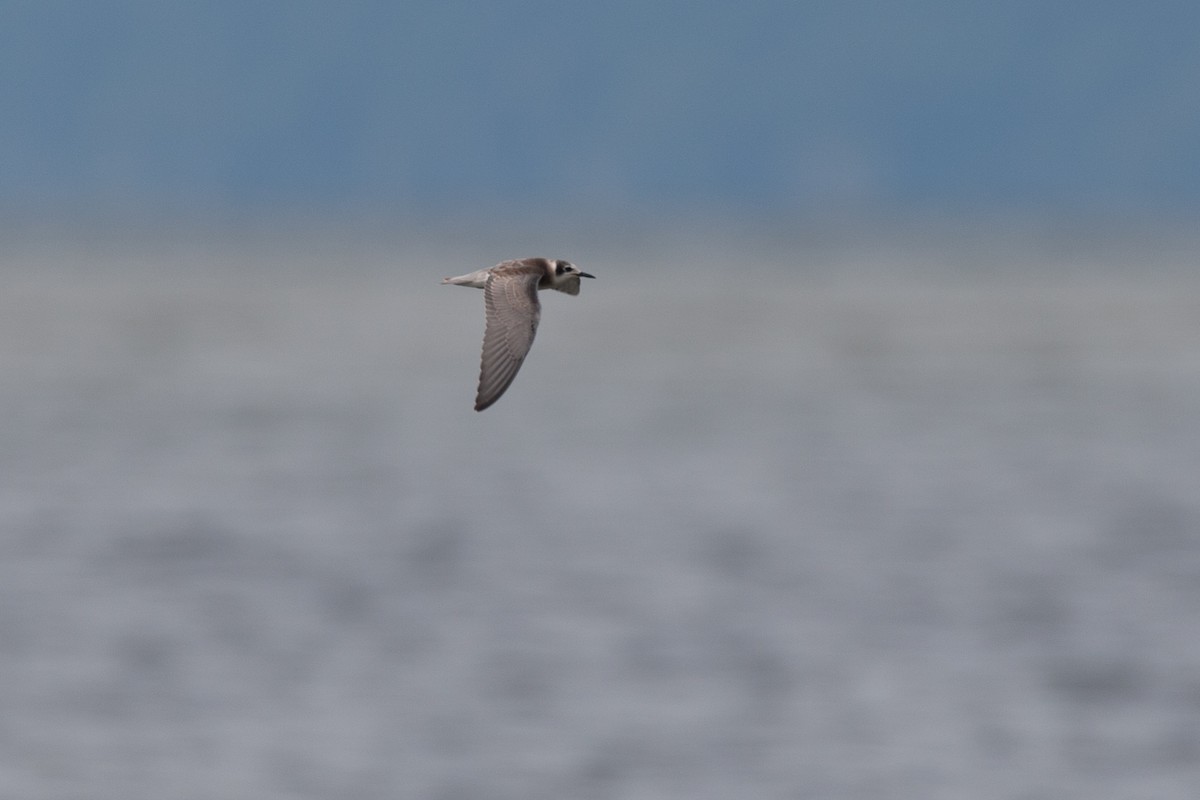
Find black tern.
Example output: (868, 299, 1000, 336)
(442, 257, 595, 411)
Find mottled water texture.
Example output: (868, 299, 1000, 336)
(2, 230, 1199, 799)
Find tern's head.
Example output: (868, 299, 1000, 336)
(546, 258, 595, 294)
(553, 259, 595, 280)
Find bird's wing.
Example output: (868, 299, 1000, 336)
(475, 262, 543, 411)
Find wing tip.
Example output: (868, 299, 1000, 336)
(474, 380, 507, 411)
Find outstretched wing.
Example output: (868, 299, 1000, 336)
(475, 263, 543, 411)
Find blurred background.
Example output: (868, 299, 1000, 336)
(3, 2, 1200, 798)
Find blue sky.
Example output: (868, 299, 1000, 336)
(3, 1, 1199, 221)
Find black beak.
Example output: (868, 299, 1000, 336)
(578, 271, 596, 279)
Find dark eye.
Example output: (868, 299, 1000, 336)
(555, 260, 569, 275)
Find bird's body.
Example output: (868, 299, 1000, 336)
(442, 257, 595, 411)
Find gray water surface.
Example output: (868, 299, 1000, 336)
(2, 239, 1199, 798)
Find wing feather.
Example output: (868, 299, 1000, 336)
(474, 263, 542, 410)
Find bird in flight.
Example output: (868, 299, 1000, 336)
(442, 257, 595, 411)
